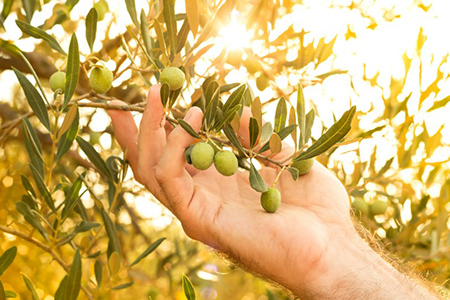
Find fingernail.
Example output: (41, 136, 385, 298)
(184, 108, 195, 122)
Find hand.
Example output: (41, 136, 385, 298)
(108, 86, 441, 299)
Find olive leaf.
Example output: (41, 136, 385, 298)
(249, 163, 267, 193)
(29, 164, 56, 213)
(112, 282, 134, 290)
(0, 0, 13, 27)
(182, 275, 196, 300)
(15, 202, 48, 241)
(287, 167, 299, 181)
(304, 108, 315, 145)
(289, 106, 297, 149)
(220, 83, 240, 94)
(22, 274, 39, 300)
(64, 34, 80, 107)
(62, 251, 81, 300)
(140, 10, 152, 58)
(61, 174, 84, 220)
(297, 84, 306, 147)
(101, 209, 121, 257)
(160, 82, 170, 108)
(223, 124, 246, 156)
(249, 117, 259, 149)
(13, 68, 50, 131)
(15, 20, 66, 55)
(21, 175, 36, 198)
(269, 133, 282, 154)
(76, 137, 112, 179)
(185, 0, 199, 37)
(176, 18, 190, 53)
(57, 103, 78, 139)
(0, 281, 5, 300)
(85, 8, 98, 53)
(55, 109, 79, 162)
(223, 84, 246, 114)
(94, 260, 102, 287)
(125, 0, 139, 27)
(22, 118, 45, 177)
(163, 0, 177, 55)
(274, 96, 287, 132)
(130, 237, 166, 267)
(0, 246, 17, 276)
(294, 106, 356, 161)
(178, 119, 201, 139)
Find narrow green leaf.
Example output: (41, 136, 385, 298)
(251, 97, 263, 135)
(55, 109, 79, 162)
(22, 274, 39, 300)
(75, 221, 100, 234)
(108, 251, 121, 277)
(223, 125, 246, 156)
(153, 20, 167, 58)
(160, 82, 170, 108)
(21, 175, 36, 197)
(4, 290, 16, 299)
(0, 0, 13, 27)
(21, 194, 37, 211)
(63, 251, 81, 300)
(377, 157, 394, 178)
(288, 107, 297, 149)
(112, 282, 134, 290)
(304, 109, 315, 144)
(163, 0, 177, 55)
(15, 202, 48, 240)
(57, 103, 78, 139)
(287, 167, 299, 181)
(259, 124, 296, 154)
(168, 87, 182, 109)
(219, 83, 240, 94)
(21, 0, 35, 22)
(204, 81, 220, 111)
(76, 137, 111, 178)
(223, 84, 246, 114)
(22, 120, 44, 163)
(249, 164, 267, 193)
(54, 276, 67, 300)
(294, 106, 356, 161)
(0, 281, 5, 300)
(249, 117, 259, 149)
(61, 175, 83, 220)
(85, 8, 98, 53)
(101, 209, 121, 256)
(274, 97, 287, 132)
(204, 81, 220, 130)
(15, 20, 65, 54)
(297, 85, 306, 147)
(13, 68, 50, 130)
(22, 118, 45, 176)
(178, 119, 201, 139)
(182, 275, 196, 300)
(29, 164, 56, 212)
(130, 237, 165, 267)
(94, 260, 102, 287)
(125, 0, 139, 27)
(176, 18, 190, 53)
(215, 104, 241, 130)
(64, 34, 80, 106)
(140, 10, 152, 59)
(0, 247, 16, 276)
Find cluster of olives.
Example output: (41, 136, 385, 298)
(186, 142, 238, 176)
(353, 198, 388, 216)
(49, 63, 113, 95)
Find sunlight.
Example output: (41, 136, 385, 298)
(217, 10, 252, 50)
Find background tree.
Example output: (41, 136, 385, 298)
(0, 0, 449, 299)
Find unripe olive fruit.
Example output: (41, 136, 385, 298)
(49, 71, 66, 92)
(159, 67, 185, 90)
(214, 150, 238, 176)
(89, 66, 113, 94)
(244, 54, 262, 74)
(190, 142, 215, 170)
(291, 158, 314, 175)
(352, 197, 369, 216)
(370, 200, 388, 215)
(256, 74, 270, 91)
(260, 187, 281, 213)
(94, 0, 109, 21)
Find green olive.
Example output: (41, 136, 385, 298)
(49, 71, 66, 92)
(352, 197, 369, 216)
(159, 67, 185, 91)
(190, 142, 215, 170)
(260, 187, 281, 213)
(370, 200, 388, 215)
(214, 150, 238, 176)
(291, 158, 314, 175)
(256, 74, 270, 91)
(94, 0, 109, 21)
(89, 66, 113, 94)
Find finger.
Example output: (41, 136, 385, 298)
(138, 85, 166, 179)
(108, 100, 139, 174)
(155, 107, 203, 213)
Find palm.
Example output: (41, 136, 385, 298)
(185, 160, 352, 284)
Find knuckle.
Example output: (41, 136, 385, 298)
(154, 166, 168, 184)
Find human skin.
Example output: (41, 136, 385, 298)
(108, 85, 442, 299)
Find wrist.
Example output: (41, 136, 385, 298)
(290, 225, 442, 300)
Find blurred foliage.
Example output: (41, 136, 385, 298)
(0, 0, 449, 299)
